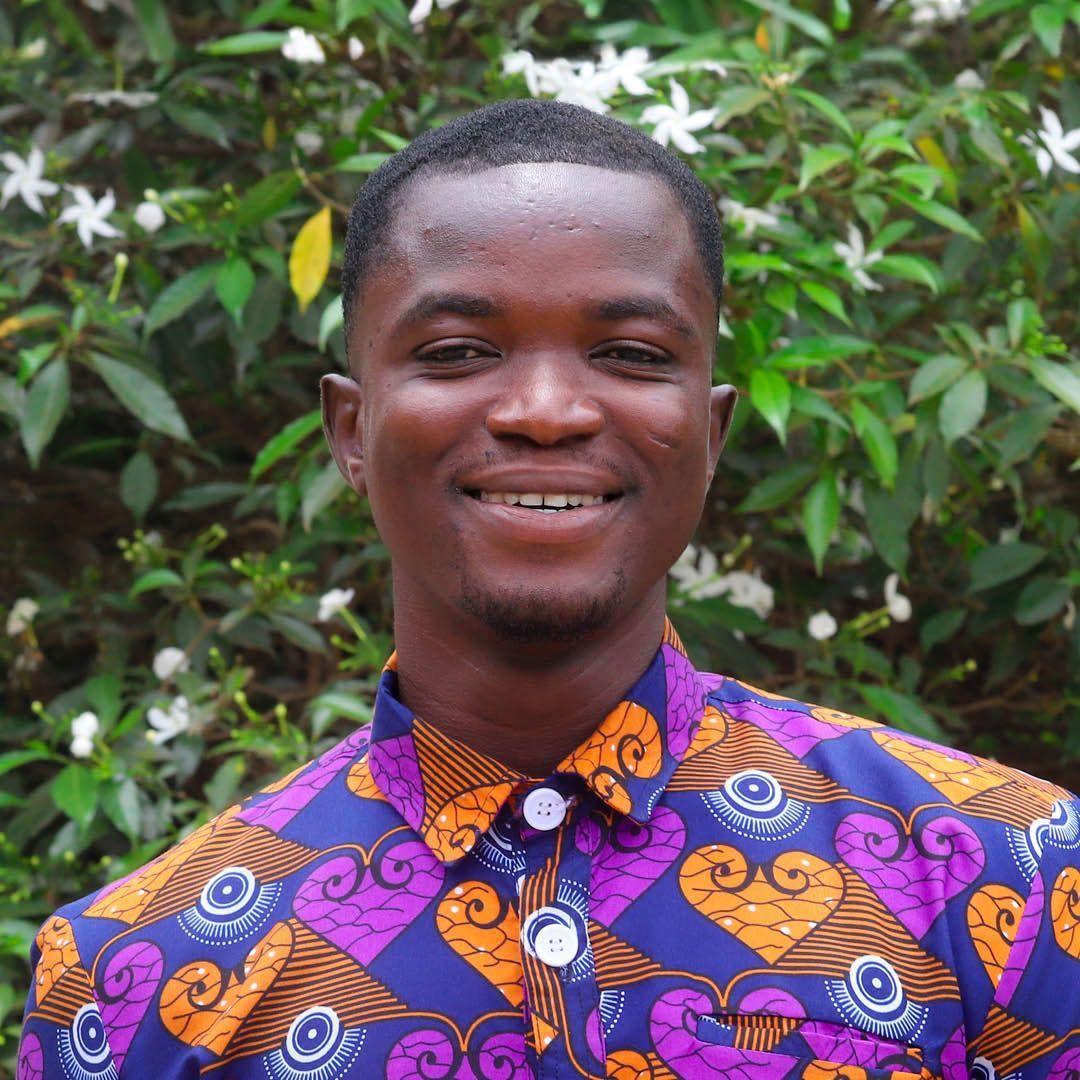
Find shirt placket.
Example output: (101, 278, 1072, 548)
(516, 780, 606, 1079)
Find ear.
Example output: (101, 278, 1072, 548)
(705, 383, 738, 485)
(321, 373, 366, 495)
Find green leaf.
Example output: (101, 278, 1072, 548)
(335, 152, 392, 173)
(766, 335, 874, 369)
(309, 689, 373, 724)
(749, 368, 791, 445)
(802, 471, 840, 575)
(164, 481, 247, 510)
(1028, 356, 1080, 413)
(162, 102, 231, 148)
(120, 450, 158, 523)
(855, 686, 948, 742)
(132, 0, 176, 66)
(851, 399, 898, 489)
(251, 410, 323, 479)
(792, 88, 854, 140)
(0, 749, 62, 777)
(799, 144, 851, 190)
(737, 461, 818, 512)
(215, 257, 256, 326)
(51, 764, 99, 829)
(266, 612, 329, 652)
(1031, 3, 1066, 54)
(302, 460, 349, 530)
(1015, 576, 1071, 624)
(909, 354, 967, 403)
(939, 369, 987, 443)
(969, 541, 1047, 591)
(747, 0, 834, 44)
(708, 87, 771, 128)
(862, 484, 910, 573)
(130, 568, 185, 596)
(1006, 297, 1038, 349)
(233, 172, 301, 229)
(799, 281, 850, 324)
(891, 190, 985, 242)
(86, 353, 192, 442)
(996, 404, 1059, 469)
(873, 254, 942, 294)
(20, 358, 69, 468)
(101, 778, 141, 837)
(790, 385, 851, 429)
(920, 608, 967, 652)
(143, 262, 221, 337)
(197, 30, 287, 55)
(319, 294, 344, 350)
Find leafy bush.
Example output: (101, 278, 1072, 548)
(1, 0, 1078, 1062)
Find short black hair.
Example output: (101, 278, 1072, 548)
(341, 98, 723, 347)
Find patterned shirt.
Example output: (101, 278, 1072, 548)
(19, 622, 1080, 1080)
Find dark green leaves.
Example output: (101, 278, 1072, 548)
(20, 359, 69, 468)
(969, 542, 1047, 591)
(143, 263, 221, 337)
(86, 353, 191, 442)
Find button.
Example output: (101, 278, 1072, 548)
(521, 787, 568, 831)
(532, 921, 579, 967)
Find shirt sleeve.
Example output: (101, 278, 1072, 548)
(967, 796, 1080, 1078)
(18, 909, 121, 1080)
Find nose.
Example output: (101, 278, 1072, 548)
(485, 354, 604, 445)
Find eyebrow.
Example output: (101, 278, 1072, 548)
(587, 296, 696, 340)
(394, 293, 502, 332)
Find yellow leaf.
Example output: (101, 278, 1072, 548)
(915, 135, 958, 205)
(262, 115, 277, 151)
(755, 20, 770, 52)
(289, 206, 332, 314)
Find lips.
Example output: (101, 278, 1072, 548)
(469, 491, 617, 512)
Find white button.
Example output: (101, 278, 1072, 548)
(532, 922, 579, 967)
(522, 787, 567, 831)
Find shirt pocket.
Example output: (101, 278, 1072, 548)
(695, 1013, 929, 1080)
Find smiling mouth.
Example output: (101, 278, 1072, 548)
(464, 491, 622, 513)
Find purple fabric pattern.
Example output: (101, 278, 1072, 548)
(239, 728, 369, 833)
(386, 1028, 461, 1079)
(1049, 1046, 1080, 1079)
(293, 840, 443, 964)
(996, 869, 1044, 1006)
(800, 1020, 910, 1068)
(835, 811, 985, 938)
(662, 645, 701, 759)
(472, 1032, 533, 1080)
(940, 1024, 968, 1080)
(370, 734, 425, 832)
(733, 988, 805, 1018)
(97, 940, 164, 1070)
(585, 806, 685, 925)
(15, 1032, 42, 1080)
(723, 698, 847, 759)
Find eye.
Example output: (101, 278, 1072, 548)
(593, 342, 671, 369)
(415, 340, 494, 366)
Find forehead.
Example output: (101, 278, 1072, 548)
(375, 162, 711, 302)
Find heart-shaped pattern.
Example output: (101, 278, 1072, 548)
(679, 844, 844, 963)
(966, 883, 1025, 989)
(32, 915, 82, 1004)
(835, 812, 985, 940)
(293, 839, 444, 966)
(159, 919, 293, 1054)
(1051, 866, 1080, 960)
(98, 940, 165, 1070)
(435, 880, 523, 1007)
(385, 1025, 533, 1079)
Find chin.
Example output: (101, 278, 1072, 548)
(460, 573, 628, 645)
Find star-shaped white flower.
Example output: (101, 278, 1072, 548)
(280, 27, 325, 63)
(57, 186, 123, 249)
(0, 147, 59, 215)
(640, 79, 717, 155)
(318, 587, 356, 622)
(833, 223, 884, 292)
(407, 0, 456, 27)
(1023, 106, 1080, 177)
(595, 45, 653, 98)
(147, 695, 191, 745)
(719, 198, 781, 238)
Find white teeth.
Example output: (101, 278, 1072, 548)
(476, 491, 610, 510)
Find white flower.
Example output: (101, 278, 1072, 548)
(133, 200, 165, 232)
(833, 223, 884, 292)
(281, 27, 325, 63)
(595, 44, 653, 97)
(70, 735, 94, 758)
(884, 573, 913, 622)
(318, 587, 355, 622)
(1022, 106, 1080, 177)
(640, 79, 717, 155)
(670, 546, 774, 617)
(1064, 600, 1076, 632)
(407, 0, 456, 26)
(57, 186, 122, 249)
(19, 38, 47, 60)
(146, 695, 191, 745)
(6, 597, 39, 635)
(71, 711, 100, 741)
(807, 610, 838, 641)
(954, 68, 984, 91)
(348, 36, 364, 60)
(907, 0, 968, 23)
(0, 147, 59, 215)
(72, 90, 158, 108)
(153, 646, 190, 681)
(718, 198, 781, 238)
(295, 130, 324, 155)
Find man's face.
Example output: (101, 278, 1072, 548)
(325, 162, 735, 643)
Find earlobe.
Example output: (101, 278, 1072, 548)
(321, 373, 366, 495)
(706, 384, 738, 484)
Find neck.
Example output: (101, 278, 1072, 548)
(389, 585, 668, 776)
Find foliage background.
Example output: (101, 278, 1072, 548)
(1, 0, 1079, 1063)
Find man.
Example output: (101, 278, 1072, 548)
(19, 100, 1080, 1080)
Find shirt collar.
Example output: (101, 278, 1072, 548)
(366, 618, 710, 865)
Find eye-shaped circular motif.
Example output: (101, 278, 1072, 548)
(72, 1005, 110, 1067)
(971, 1056, 997, 1080)
(200, 866, 257, 916)
(264, 1007, 364, 1080)
(848, 955, 904, 1014)
(723, 770, 783, 813)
